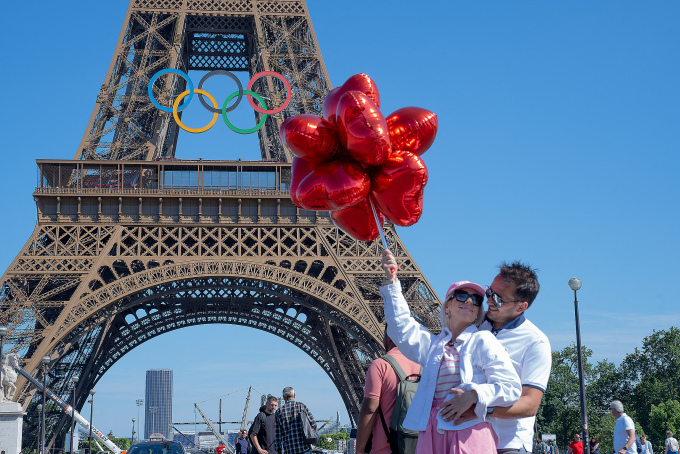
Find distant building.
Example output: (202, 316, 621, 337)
(145, 369, 173, 440)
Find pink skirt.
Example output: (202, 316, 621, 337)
(415, 399, 498, 454)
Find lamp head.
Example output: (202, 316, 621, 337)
(89, 389, 96, 396)
(133, 418, 136, 422)
(41, 356, 50, 365)
(71, 375, 79, 384)
(0, 326, 8, 337)
(568, 277, 582, 291)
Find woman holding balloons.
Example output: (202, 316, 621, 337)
(380, 249, 521, 454)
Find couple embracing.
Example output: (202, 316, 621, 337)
(377, 249, 551, 454)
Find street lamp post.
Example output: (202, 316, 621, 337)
(0, 326, 8, 402)
(132, 418, 136, 445)
(69, 376, 79, 454)
(569, 277, 590, 454)
(41, 356, 50, 454)
(37, 404, 43, 454)
(88, 390, 95, 454)
(136, 399, 144, 441)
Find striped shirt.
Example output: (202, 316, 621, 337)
(434, 342, 461, 400)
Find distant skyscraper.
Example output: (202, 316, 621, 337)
(145, 369, 173, 440)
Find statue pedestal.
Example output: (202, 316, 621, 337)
(0, 402, 25, 454)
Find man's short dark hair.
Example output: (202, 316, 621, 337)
(499, 261, 539, 307)
(267, 395, 278, 402)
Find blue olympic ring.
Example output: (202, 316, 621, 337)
(148, 69, 195, 113)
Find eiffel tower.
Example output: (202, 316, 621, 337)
(0, 0, 441, 449)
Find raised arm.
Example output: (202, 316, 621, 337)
(381, 249, 433, 365)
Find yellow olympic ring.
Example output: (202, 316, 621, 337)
(172, 89, 219, 133)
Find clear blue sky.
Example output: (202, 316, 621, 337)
(1, 0, 678, 439)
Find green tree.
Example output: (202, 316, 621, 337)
(111, 437, 132, 450)
(620, 327, 680, 433)
(537, 344, 625, 452)
(316, 431, 348, 450)
(81, 436, 131, 453)
(649, 399, 680, 449)
(537, 345, 587, 448)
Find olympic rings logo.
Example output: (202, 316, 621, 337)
(148, 69, 292, 134)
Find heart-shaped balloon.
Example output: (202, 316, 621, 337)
(386, 107, 439, 156)
(280, 115, 342, 163)
(290, 157, 315, 208)
(370, 150, 428, 226)
(335, 91, 391, 166)
(323, 73, 381, 124)
(331, 198, 384, 242)
(296, 159, 370, 211)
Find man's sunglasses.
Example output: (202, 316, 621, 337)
(485, 287, 523, 308)
(448, 290, 484, 307)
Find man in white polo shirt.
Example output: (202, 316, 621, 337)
(611, 400, 637, 454)
(439, 261, 551, 454)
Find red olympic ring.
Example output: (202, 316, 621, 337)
(246, 71, 292, 114)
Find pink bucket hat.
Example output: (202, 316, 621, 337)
(445, 280, 485, 301)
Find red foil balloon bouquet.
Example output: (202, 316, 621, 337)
(280, 73, 438, 251)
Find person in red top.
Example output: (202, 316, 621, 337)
(216, 444, 226, 454)
(567, 434, 584, 454)
(355, 325, 421, 454)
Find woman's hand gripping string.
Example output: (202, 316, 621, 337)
(381, 249, 398, 284)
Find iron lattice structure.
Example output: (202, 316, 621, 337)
(0, 0, 441, 450)
(76, 0, 330, 162)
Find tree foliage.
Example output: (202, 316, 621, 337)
(537, 327, 680, 452)
(649, 399, 680, 447)
(80, 436, 131, 452)
(316, 431, 348, 450)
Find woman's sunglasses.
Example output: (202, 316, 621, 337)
(449, 290, 484, 306)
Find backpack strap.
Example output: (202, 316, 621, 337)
(377, 405, 391, 438)
(381, 354, 406, 381)
(382, 354, 422, 380)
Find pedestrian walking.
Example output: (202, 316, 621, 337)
(566, 434, 583, 454)
(274, 387, 317, 454)
(590, 436, 600, 454)
(640, 434, 652, 454)
(610, 400, 637, 454)
(235, 429, 250, 454)
(250, 396, 278, 454)
(666, 431, 679, 454)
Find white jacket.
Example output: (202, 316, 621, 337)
(381, 280, 521, 432)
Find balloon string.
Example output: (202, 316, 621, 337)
(369, 198, 389, 250)
(369, 198, 398, 279)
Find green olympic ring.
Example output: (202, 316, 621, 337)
(222, 90, 268, 135)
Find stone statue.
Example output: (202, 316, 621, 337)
(1, 353, 19, 403)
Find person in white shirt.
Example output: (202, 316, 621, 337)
(380, 249, 522, 454)
(439, 261, 551, 454)
(640, 434, 652, 454)
(666, 430, 679, 454)
(611, 400, 637, 454)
